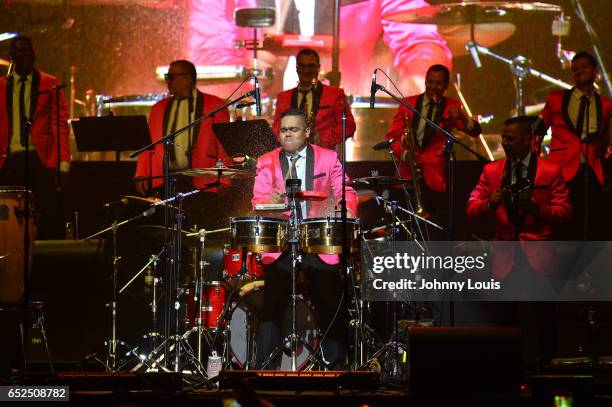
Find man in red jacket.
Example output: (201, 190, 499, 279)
(135, 59, 230, 194)
(272, 48, 355, 150)
(467, 116, 572, 280)
(537, 51, 612, 240)
(0, 36, 70, 238)
(386, 64, 482, 238)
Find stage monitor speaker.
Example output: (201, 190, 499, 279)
(406, 327, 522, 396)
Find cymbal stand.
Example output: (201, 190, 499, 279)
(190, 227, 230, 367)
(358, 197, 440, 378)
(465, 42, 572, 115)
(83, 205, 157, 371)
(118, 247, 165, 364)
(358, 200, 404, 379)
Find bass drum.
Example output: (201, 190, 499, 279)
(229, 282, 319, 370)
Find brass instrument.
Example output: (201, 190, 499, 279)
(401, 114, 426, 216)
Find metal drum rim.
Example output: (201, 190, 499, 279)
(230, 216, 288, 223)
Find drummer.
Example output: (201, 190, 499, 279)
(134, 59, 231, 195)
(251, 108, 358, 370)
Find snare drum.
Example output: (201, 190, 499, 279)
(298, 217, 360, 254)
(0, 187, 35, 303)
(186, 282, 227, 329)
(230, 216, 288, 253)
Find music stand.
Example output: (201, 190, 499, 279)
(212, 119, 279, 159)
(72, 115, 151, 162)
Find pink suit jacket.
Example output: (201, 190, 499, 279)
(0, 69, 70, 169)
(273, 83, 356, 149)
(252, 143, 358, 265)
(386, 94, 482, 192)
(466, 157, 572, 279)
(135, 90, 230, 190)
(539, 88, 612, 185)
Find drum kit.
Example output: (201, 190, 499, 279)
(78, 154, 425, 379)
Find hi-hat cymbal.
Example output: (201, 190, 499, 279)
(350, 176, 411, 188)
(176, 167, 253, 179)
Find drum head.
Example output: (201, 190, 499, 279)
(229, 286, 318, 370)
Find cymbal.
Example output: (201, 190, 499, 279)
(386, 2, 561, 24)
(357, 189, 375, 204)
(176, 167, 253, 179)
(123, 195, 174, 207)
(350, 176, 411, 188)
(0, 58, 9, 67)
(438, 22, 516, 56)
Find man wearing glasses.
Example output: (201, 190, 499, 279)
(135, 59, 230, 195)
(272, 48, 356, 150)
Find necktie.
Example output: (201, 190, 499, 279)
(298, 89, 309, 113)
(575, 95, 589, 139)
(514, 161, 523, 183)
(422, 102, 436, 146)
(19, 77, 28, 148)
(289, 155, 303, 220)
(169, 99, 182, 164)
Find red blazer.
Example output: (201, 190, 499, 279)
(466, 157, 572, 279)
(0, 69, 70, 169)
(539, 89, 612, 185)
(272, 82, 356, 149)
(135, 90, 230, 190)
(386, 95, 482, 192)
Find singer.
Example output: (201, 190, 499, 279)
(272, 48, 356, 150)
(134, 59, 231, 195)
(385, 64, 482, 236)
(536, 51, 612, 240)
(0, 36, 70, 239)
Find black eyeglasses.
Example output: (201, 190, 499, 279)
(164, 73, 190, 80)
(296, 63, 320, 70)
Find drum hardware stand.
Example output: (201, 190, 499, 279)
(83, 205, 157, 371)
(465, 42, 572, 116)
(358, 196, 441, 379)
(213, 244, 255, 370)
(187, 227, 229, 368)
(119, 246, 166, 367)
(258, 179, 327, 371)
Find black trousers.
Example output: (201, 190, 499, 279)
(566, 164, 612, 240)
(0, 151, 62, 239)
(257, 252, 347, 367)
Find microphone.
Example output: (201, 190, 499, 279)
(369, 69, 377, 109)
(6, 60, 14, 79)
(465, 41, 482, 68)
(254, 75, 262, 116)
(372, 139, 395, 151)
(104, 197, 129, 208)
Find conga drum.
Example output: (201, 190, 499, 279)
(0, 187, 35, 303)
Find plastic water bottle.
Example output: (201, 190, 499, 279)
(207, 351, 222, 384)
